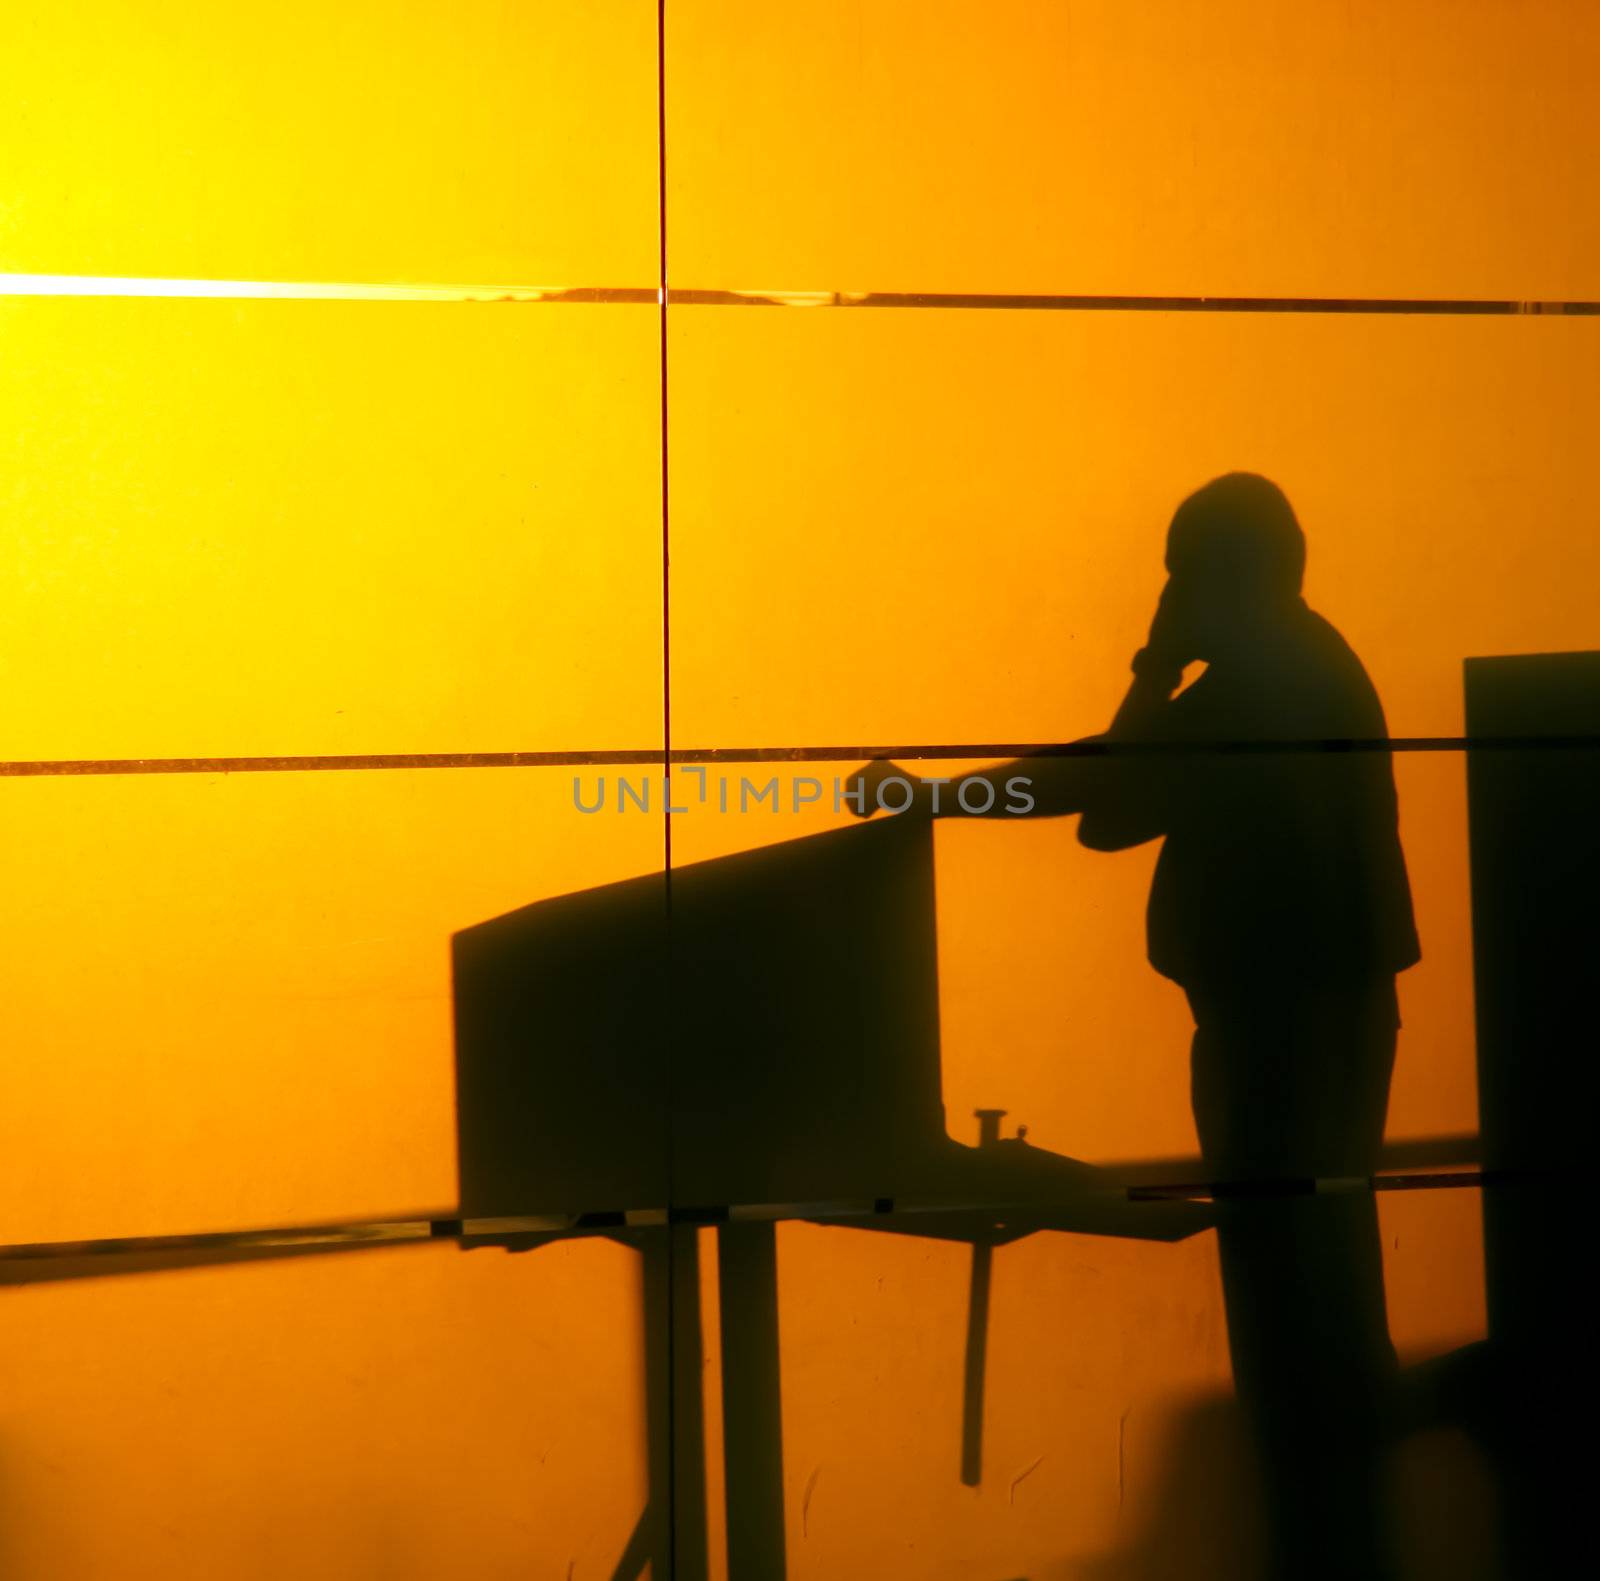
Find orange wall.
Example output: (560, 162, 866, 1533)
(4, 2, 1590, 1575)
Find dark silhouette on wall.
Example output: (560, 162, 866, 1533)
(860, 473, 1420, 1581)
(30, 477, 1570, 1581)
(11, 484, 1586, 1578)
(451, 813, 1204, 1578)
(1453, 651, 1596, 1577)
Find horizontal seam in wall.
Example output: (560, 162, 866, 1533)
(4, 277, 1597, 314)
(0, 737, 1592, 778)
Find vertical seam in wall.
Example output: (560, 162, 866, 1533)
(658, 20, 672, 881)
(657, 3, 676, 1574)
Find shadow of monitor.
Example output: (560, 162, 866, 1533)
(452, 812, 1198, 1228)
(451, 811, 1203, 1577)
(452, 814, 946, 1218)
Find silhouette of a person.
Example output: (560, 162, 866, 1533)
(856, 472, 1419, 1579)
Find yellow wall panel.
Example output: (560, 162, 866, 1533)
(668, 0, 1600, 299)
(0, 1, 658, 284)
(1380, 1183, 1488, 1366)
(0, 298, 661, 760)
(669, 307, 1599, 749)
(753, 1224, 1226, 1579)
(0, 768, 662, 1242)
(0, 1238, 650, 1578)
